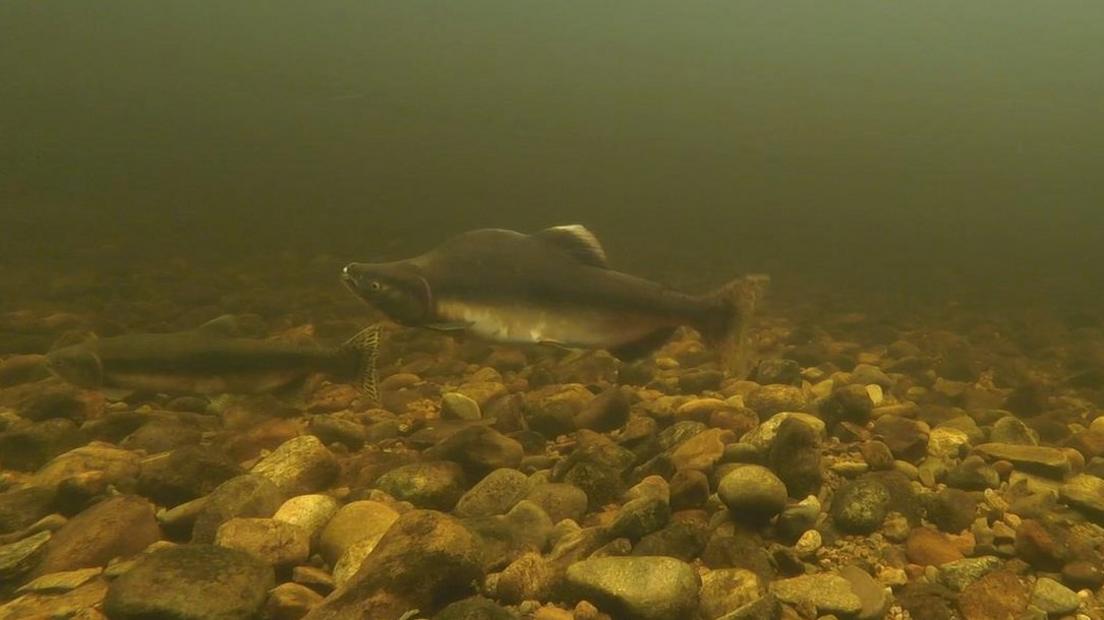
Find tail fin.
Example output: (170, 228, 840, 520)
(701, 274, 770, 378)
(341, 325, 382, 405)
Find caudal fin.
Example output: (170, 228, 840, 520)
(341, 325, 382, 404)
(701, 274, 770, 378)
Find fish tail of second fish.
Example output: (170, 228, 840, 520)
(339, 324, 382, 404)
(698, 274, 770, 378)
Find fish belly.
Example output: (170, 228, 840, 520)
(435, 299, 664, 348)
(104, 370, 304, 394)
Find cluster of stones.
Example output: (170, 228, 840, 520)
(0, 314, 1103, 620)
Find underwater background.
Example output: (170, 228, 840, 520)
(3, 0, 1102, 313)
(2, 3, 1104, 620)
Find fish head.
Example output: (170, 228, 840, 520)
(44, 344, 104, 388)
(342, 262, 432, 325)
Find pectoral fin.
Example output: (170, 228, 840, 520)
(538, 339, 577, 352)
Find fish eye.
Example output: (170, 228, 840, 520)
(368, 280, 382, 292)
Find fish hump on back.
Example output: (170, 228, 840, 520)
(533, 224, 609, 268)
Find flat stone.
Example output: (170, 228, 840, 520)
(17, 566, 102, 593)
(33, 494, 160, 576)
(215, 517, 310, 567)
(771, 572, 862, 616)
(266, 582, 324, 620)
(669, 428, 731, 472)
(0, 485, 56, 535)
(975, 443, 1070, 478)
(906, 528, 964, 566)
(1060, 473, 1104, 517)
(32, 444, 140, 490)
(0, 530, 51, 581)
(698, 568, 761, 620)
(938, 556, 1002, 591)
(957, 570, 1028, 620)
(103, 545, 274, 620)
(839, 565, 889, 620)
(563, 556, 701, 620)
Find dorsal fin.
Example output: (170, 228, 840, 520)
(194, 314, 241, 338)
(534, 225, 609, 268)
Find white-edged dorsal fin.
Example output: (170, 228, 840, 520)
(534, 224, 609, 268)
(194, 314, 241, 338)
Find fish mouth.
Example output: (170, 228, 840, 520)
(340, 264, 361, 294)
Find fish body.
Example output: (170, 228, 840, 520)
(44, 317, 380, 397)
(342, 225, 766, 372)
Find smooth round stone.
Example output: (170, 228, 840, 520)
(375, 461, 466, 511)
(1030, 576, 1079, 615)
(740, 413, 825, 451)
(563, 556, 701, 620)
(524, 483, 589, 524)
(990, 416, 1039, 446)
(718, 465, 788, 523)
(1090, 416, 1104, 435)
(608, 497, 670, 541)
(831, 479, 890, 534)
(441, 392, 482, 421)
(103, 545, 274, 620)
(272, 494, 340, 541)
(793, 529, 822, 558)
(318, 500, 399, 566)
(454, 468, 530, 518)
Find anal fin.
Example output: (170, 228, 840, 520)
(608, 327, 676, 362)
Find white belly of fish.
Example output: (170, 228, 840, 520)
(436, 299, 661, 348)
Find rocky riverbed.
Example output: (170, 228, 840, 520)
(1, 256, 1103, 619)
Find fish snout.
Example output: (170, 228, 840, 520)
(341, 263, 374, 293)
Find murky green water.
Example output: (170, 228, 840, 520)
(2, 1, 1101, 313)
